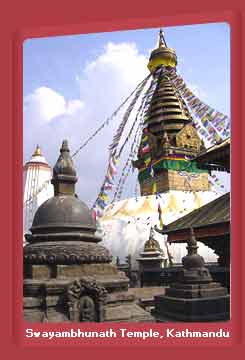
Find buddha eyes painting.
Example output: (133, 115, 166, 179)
(23, 23, 231, 322)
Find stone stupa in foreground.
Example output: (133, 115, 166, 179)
(23, 140, 153, 322)
(153, 228, 230, 321)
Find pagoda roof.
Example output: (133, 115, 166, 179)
(155, 192, 230, 243)
(194, 138, 230, 172)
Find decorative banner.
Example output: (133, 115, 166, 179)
(134, 178, 139, 202)
(158, 202, 164, 229)
(112, 71, 165, 202)
(93, 69, 164, 217)
(152, 182, 157, 195)
(93, 89, 147, 216)
(209, 173, 225, 191)
(72, 73, 151, 158)
(108, 75, 150, 155)
(112, 120, 143, 203)
(167, 69, 230, 143)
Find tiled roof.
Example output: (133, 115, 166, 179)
(194, 138, 230, 171)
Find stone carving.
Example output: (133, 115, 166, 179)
(176, 124, 202, 152)
(24, 241, 112, 265)
(66, 279, 108, 322)
(79, 296, 96, 322)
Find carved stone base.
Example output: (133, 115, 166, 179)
(153, 282, 230, 322)
(24, 277, 154, 323)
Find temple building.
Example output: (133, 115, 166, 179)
(23, 145, 53, 238)
(99, 30, 220, 267)
(23, 28, 230, 322)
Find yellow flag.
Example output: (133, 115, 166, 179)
(159, 217, 164, 229)
(152, 182, 157, 194)
(144, 157, 151, 167)
(100, 194, 109, 201)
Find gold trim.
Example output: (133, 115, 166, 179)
(32, 145, 42, 157)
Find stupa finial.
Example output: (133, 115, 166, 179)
(148, 28, 177, 72)
(32, 144, 42, 157)
(158, 28, 167, 48)
(51, 139, 77, 196)
(187, 227, 198, 256)
(61, 139, 69, 152)
(144, 226, 161, 252)
(182, 227, 206, 270)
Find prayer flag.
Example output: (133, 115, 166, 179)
(158, 202, 164, 229)
(152, 182, 157, 194)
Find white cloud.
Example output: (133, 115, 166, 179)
(84, 42, 147, 84)
(24, 42, 149, 206)
(66, 99, 85, 115)
(24, 87, 84, 124)
(78, 42, 148, 116)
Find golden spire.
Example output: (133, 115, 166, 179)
(32, 145, 42, 157)
(148, 28, 177, 73)
(144, 227, 161, 252)
(158, 28, 167, 48)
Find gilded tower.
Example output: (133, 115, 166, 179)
(133, 29, 209, 195)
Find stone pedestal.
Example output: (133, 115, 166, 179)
(153, 228, 230, 322)
(154, 283, 229, 322)
(137, 228, 166, 287)
(24, 277, 153, 323)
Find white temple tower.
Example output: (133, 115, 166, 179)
(23, 145, 54, 239)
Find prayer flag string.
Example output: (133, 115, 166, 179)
(71, 74, 151, 158)
(167, 69, 230, 143)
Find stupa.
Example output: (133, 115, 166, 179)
(133, 29, 209, 195)
(23, 145, 53, 237)
(23, 140, 153, 322)
(100, 29, 219, 267)
(137, 227, 166, 286)
(153, 228, 230, 321)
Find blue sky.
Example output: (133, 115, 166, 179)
(23, 22, 230, 205)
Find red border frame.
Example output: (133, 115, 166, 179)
(1, 0, 244, 358)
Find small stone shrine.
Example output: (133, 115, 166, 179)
(137, 227, 166, 286)
(23, 140, 153, 322)
(153, 228, 230, 321)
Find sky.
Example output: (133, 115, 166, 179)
(23, 22, 230, 206)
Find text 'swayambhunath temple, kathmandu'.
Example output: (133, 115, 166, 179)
(23, 29, 230, 322)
